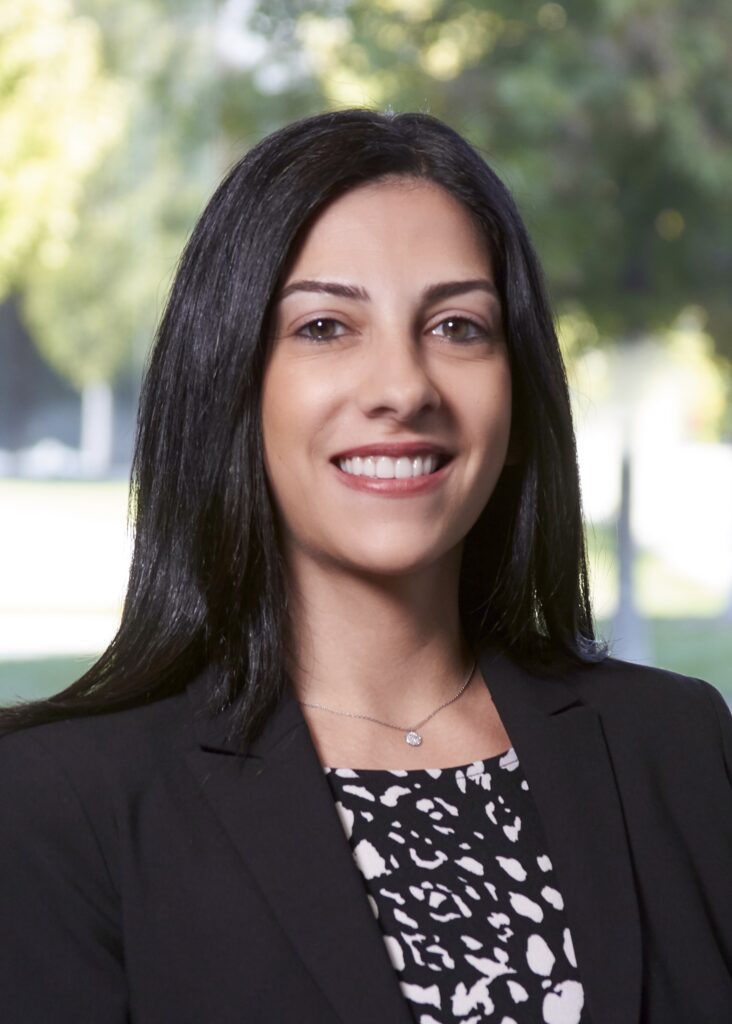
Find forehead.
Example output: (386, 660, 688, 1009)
(286, 177, 493, 278)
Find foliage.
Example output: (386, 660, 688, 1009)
(5, 0, 732, 394)
(0, 0, 125, 299)
(21, 149, 196, 388)
(256, 0, 732, 357)
(13, 0, 220, 390)
(9, 0, 319, 391)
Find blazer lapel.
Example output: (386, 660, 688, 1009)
(478, 644, 642, 1024)
(185, 643, 643, 1024)
(185, 670, 414, 1024)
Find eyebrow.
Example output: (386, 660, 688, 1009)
(277, 278, 499, 304)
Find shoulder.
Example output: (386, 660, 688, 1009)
(0, 688, 196, 911)
(495, 638, 730, 728)
(0, 688, 193, 818)
(0, 699, 196, 1012)
(565, 654, 732, 776)
(569, 653, 729, 720)
(568, 652, 720, 698)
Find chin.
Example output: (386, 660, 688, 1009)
(331, 538, 459, 579)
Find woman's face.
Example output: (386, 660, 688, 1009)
(262, 177, 514, 580)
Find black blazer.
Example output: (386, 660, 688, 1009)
(1, 642, 731, 1024)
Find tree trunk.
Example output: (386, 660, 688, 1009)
(612, 442, 653, 664)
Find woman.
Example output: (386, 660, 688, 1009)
(1, 109, 730, 1024)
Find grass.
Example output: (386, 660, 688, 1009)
(0, 655, 98, 704)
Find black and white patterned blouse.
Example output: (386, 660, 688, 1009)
(323, 746, 589, 1024)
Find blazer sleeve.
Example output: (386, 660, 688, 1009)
(0, 729, 128, 1023)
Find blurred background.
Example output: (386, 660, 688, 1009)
(1, 0, 731, 705)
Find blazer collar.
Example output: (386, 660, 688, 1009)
(185, 641, 642, 1024)
(187, 660, 303, 758)
(477, 645, 642, 1024)
(186, 662, 416, 1024)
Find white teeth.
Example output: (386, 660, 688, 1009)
(337, 454, 442, 478)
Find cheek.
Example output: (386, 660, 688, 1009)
(261, 360, 336, 483)
(260, 362, 298, 491)
(462, 367, 513, 456)
(262, 360, 305, 448)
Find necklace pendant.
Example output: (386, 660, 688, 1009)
(405, 730, 422, 747)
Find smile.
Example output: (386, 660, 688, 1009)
(336, 454, 448, 479)
(331, 454, 454, 496)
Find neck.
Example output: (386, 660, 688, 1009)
(283, 549, 473, 724)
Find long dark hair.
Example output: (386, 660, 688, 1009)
(1, 108, 606, 744)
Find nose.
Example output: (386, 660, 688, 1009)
(357, 325, 441, 421)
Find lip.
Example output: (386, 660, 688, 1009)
(330, 441, 452, 461)
(331, 453, 454, 497)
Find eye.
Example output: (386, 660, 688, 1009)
(295, 317, 346, 342)
(430, 317, 488, 343)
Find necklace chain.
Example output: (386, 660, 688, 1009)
(298, 655, 478, 747)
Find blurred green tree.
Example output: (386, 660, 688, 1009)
(0, 0, 125, 299)
(256, 0, 732, 362)
(7, 0, 319, 467)
(7, 0, 731, 472)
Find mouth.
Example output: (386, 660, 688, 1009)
(332, 452, 453, 480)
(329, 452, 455, 497)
